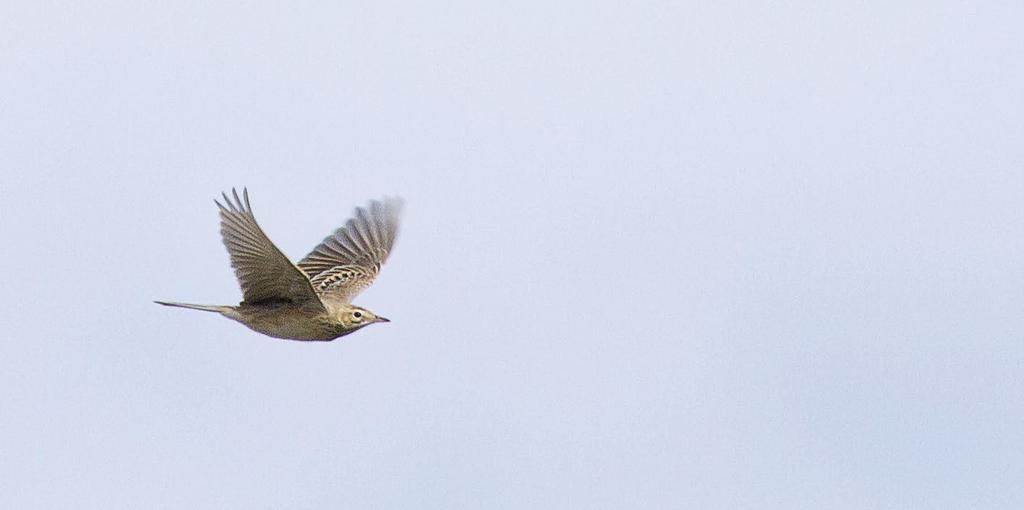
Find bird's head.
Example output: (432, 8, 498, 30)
(336, 305, 390, 330)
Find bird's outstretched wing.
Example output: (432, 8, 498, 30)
(216, 188, 325, 311)
(298, 197, 403, 304)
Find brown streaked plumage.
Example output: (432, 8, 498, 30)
(156, 188, 402, 341)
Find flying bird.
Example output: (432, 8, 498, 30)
(157, 189, 403, 341)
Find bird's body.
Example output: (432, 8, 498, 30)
(157, 189, 402, 341)
(155, 300, 351, 341)
(227, 301, 344, 341)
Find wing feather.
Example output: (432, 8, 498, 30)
(216, 188, 325, 311)
(298, 197, 403, 303)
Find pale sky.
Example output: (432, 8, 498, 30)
(1, 2, 1022, 508)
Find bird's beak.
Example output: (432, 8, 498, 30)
(376, 316, 391, 323)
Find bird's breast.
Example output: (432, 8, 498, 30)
(230, 304, 344, 341)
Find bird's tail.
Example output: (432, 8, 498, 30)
(154, 301, 232, 314)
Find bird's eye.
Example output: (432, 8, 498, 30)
(353, 311, 363, 320)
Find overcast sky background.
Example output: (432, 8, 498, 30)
(2, 2, 1022, 508)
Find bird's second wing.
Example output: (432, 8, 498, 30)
(298, 197, 403, 304)
(217, 188, 325, 310)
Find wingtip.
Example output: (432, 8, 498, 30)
(217, 188, 252, 212)
(368, 196, 405, 212)
(385, 196, 405, 217)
